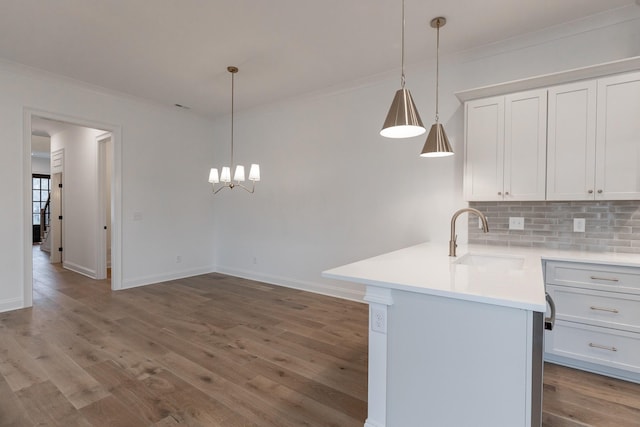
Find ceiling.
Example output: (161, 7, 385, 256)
(1, 0, 637, 119)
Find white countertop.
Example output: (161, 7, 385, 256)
(322, 243, 640, 313)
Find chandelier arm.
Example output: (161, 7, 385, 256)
(237, 182, 256, 193)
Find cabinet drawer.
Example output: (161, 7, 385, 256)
(546, 261, 640, 294)
(545, 320, 640, 373)
(546, 285, 640, 332)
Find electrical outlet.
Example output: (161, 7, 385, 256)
(371, 307, 387, 334)
(509, 217, 524, 230)
(573, 218, 586, 233)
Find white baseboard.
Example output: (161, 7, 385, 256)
(544, 353, 640, 384)
(122, 266, 217, 290)
(215, 265, 366, 303)
(0, 297, 24, 313)
(63, 261, 97, 279)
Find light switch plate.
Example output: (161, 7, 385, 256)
(574, 218, 586, 233)
(509, 217, 524, 230)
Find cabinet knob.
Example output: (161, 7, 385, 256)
(497, 192, 502, 196)
(597, 189, 603, 194)
(588, 189, 593, 194)
(505, 191, 509, 196)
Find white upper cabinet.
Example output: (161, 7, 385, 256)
(464, 96, 504, 201)
(464, 66, 640, 202)
(547, 81, 597, 200)
(547, 71, 640, 200)
(464, 89, 546, 201)
(595, 71, 640, 200)
(504, 90, 548, 201)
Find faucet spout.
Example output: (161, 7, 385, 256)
(449, 208, 489, 257)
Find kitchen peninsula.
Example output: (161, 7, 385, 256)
(324, 242, 548, 427)
(325, 241, 640, 427)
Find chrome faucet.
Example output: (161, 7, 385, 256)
(449, 208, 489, 257)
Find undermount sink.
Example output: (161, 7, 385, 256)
(454, 253, 525, 270)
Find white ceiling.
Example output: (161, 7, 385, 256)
(1, 0, 636, 118)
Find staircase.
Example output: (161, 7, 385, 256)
(40, 194, 51, 253)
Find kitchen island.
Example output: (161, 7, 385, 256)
(323, 242, 549, 427)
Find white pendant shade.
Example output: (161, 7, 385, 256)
(208, 168, 219, 184)
(220, 167, 231, 183)
(234, 165, 245, 182)
(249, 164, 260, 181)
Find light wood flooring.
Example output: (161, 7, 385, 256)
(0, 246, 638, 426)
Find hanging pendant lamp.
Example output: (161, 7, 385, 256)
(420, 17, 454, 157)
(208, 66, 260, 194)
(380, 0, 426, 139)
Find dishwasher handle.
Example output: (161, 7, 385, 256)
(545, 292, 556, 331)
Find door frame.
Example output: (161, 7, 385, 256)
(23, 108, 123, 307)
(96, 132, 111, 280)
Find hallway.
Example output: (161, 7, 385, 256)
(32, 245, 111, 302)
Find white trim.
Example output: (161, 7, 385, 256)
(22, 112, 33, 308)
(23, 108, 124, 311)
(0, 297, 24, 314)
(122, 266, 217, 290)
(364, 286, 394, 306)
(95, 132, 111, 281)
(545, 353, 640, 384)
(363, 285, 393, 427)
(456, 56, 640, 102)
(62, 261, 97, 279)
(215, 265, 366, 303)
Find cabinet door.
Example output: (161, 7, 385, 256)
(595, 71, 640, 200)
(464, 96, 504, 201)
(547, 81, 597, 200)
(504, 89, 547, 201)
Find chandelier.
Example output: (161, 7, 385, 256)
(208, 66, 260, 194)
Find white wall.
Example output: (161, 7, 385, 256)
(213, 6, 640, 301)
(0, 61, 217, 312)
(50, 125, 103, 277)
(31, 156, 50, 175)
(31, 135, 50, 174)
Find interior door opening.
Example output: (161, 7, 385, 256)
(27, 112, 121, 306)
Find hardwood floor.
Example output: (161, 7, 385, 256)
(0, 246, 638, 426)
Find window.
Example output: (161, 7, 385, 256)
(32, 174, 51, 226)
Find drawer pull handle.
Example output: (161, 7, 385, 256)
(590, 306, 620, 314)
(589, 343, 617, 352)
(590, 276, 619, 282)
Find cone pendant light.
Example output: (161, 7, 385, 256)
(380, 0, 425, 139)
(420, 17, 454, 157)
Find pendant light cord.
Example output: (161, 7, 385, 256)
(400, 0, 406, 88)
(435, 20, 440, 122)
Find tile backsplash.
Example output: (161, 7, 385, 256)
(468, 201, 640, 254)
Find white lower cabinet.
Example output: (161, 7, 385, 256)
(545, 261, 640, 382)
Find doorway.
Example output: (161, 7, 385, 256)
(24, 109, 122, 308)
